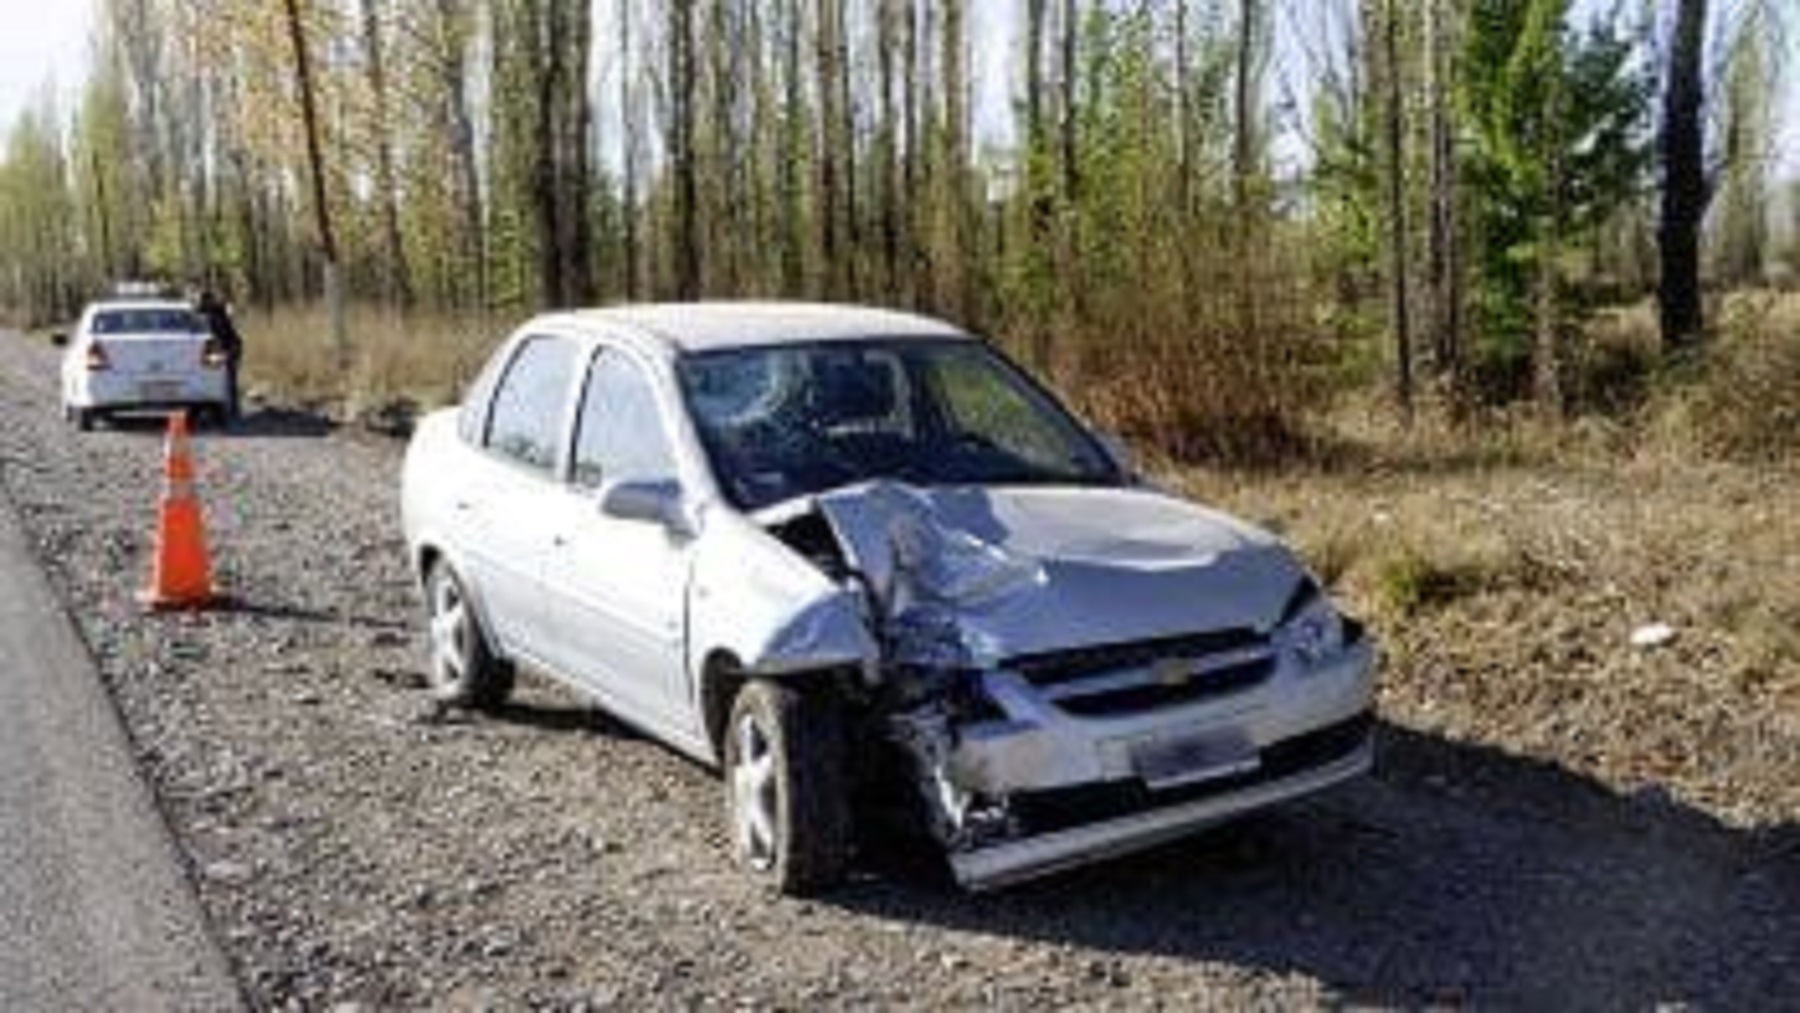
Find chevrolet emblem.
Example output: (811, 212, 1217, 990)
(1152, 657, 1198, 687)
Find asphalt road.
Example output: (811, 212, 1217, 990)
(0, 468, 240, 1009)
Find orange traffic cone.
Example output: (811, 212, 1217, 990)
(138, 411, 215, 610)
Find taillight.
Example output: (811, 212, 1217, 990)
(201, 338, 227, 369)
(85, 342, 110, 371)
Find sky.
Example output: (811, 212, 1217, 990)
(0, 0, 93, 137)
(1, 0, 1796, 178)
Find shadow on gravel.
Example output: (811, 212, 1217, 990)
(85, 406, 336, 440)
(488, 699, 643, 741)
(74, 408, 338, 440)
(227, 599, 411, 634)
(229, 406, 336, 439)
(834, 721, 1798, 1007)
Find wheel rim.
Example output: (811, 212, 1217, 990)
(731, 712, 778, 871)
(427, 570, 470, 690)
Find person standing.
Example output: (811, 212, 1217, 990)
(194, 288, 243, 422)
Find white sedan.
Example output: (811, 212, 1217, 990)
(59, 299, 231, 430)
(401, 302, 1376, 894)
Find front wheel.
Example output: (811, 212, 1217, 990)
(423, 560, 515, 710)
(724, 679, 850, 895)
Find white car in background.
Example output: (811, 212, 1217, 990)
(58, 299, 231, 430)
(401, 302, 1376, 894)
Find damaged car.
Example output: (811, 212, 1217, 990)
(401, 302, 1375, 894)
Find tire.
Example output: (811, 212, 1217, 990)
(423, 560, 515, 710)
(724, 679, 851, 895)
(74, 407, 94, 432)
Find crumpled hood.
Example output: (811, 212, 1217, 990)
(811, 481, 1306, 665)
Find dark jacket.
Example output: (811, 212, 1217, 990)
(195, 294, 242, 359)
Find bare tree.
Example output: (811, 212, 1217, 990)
(1382, 0, 1412, 420)
(1233, 0, 1262, 210)
(816, 0, 846, 295)
(282, 0, 345, 364)
(670, 0, 700, 299)
(620, 0, 642, 298)
(361, 0, 411, 308)
(1659, 0, 1708, 353)
(432, 0, 487, 312)
(1425, 0, 1462, 403)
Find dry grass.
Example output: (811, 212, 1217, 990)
(1644, 290, 1800, 462)
(1174, 418, 1800, 828)
(238, 303, 519, 422)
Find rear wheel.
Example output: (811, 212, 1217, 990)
(74, 407, 94, 431)
(724, 679, 850, 895)
(423, 560, 515, 710)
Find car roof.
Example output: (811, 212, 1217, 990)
(550, 301, 972, 354)
(85, 299, 195, 314)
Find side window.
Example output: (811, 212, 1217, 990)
(572, 349, 676, 489)
(483, 335, 577, 472)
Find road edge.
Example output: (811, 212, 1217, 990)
(0, 456, 246, 1009)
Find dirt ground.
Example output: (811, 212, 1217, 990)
(1, 331, 1794, 1008)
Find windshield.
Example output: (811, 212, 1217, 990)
(91, 308, 202, 335)
(677, 339, 1122, 510)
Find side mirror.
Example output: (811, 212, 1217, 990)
(599, 478, 694, 537)
(49, 331, 68, 347)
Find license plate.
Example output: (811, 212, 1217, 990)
(138, 379, 183, 401)
(1131, 728, 1260, 790)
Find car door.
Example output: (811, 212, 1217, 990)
(539, 344, 699, 740)
(455, 333, 580, 659)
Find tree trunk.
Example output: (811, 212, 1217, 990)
(1426, 0, 1462, 405)
(941, 0, 970, 321)
(565, 0, 596, 304)
(1060, 0, 1079, 210)
(878, 0, 903, 301)
(1232, 0, 1260, 211)
(671, 0, 701, 299)
(435, 0, 486, 313)
(816, 0, 845, 296)
(282, 0, 345, 367)
(902, 0, 922, 304)
(360, 0, 411, 309)
(1175, 0, 1194, 219)
(837, 0, 859, 299)
(1383, 0, 1412, 421)
(778, 0, 806, 295)
(1534, 53, 1566, 415)
(620, 0, 641, 299)
(1658, 0, 1707, 353)
(1058, 0, 1081, 329)
(528, 2, 565, 307)
(1024, 0, 1051, 368)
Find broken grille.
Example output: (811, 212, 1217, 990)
(1006, 629, 1276, 718)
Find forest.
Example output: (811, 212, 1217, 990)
(0, 0, 1794, 460)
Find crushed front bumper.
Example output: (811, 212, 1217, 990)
(917, 637, 1378, 890)
(948, 713, 1372, 890)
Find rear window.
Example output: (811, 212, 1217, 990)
(484, 335, 578, 473)
(91, 308, 202, 335)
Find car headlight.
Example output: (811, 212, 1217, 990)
(1280, 580, 1346, 665)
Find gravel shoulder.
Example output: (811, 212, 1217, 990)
(0, 330, 1793, 1008)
